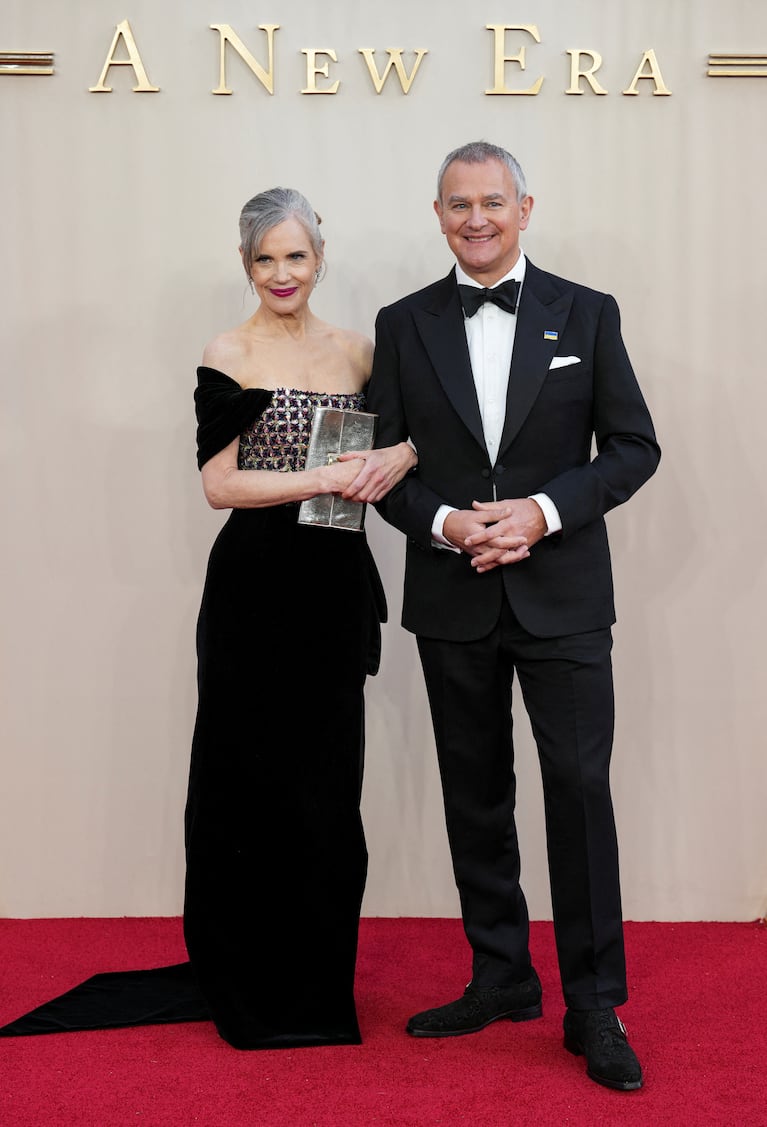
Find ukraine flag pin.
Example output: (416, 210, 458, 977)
(543, 330, 559, 341)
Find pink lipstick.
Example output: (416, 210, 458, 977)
(270, 287, 298, 298)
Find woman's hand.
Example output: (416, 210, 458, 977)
(315, 457, 367, 496)
(337, 442, 417, 503)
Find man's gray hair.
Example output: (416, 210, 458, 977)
(239, 187, 323, 279)
(436, 142, 527, 203)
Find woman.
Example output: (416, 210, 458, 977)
(0, 189, 414, 1049)
(185, 187, 415, 1049)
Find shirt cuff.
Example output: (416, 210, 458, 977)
(529, 493, 562, 536)
(431, 505, 461, 552)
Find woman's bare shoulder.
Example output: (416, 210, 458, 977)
(330, 325, 374, 377)
(201, 329, 251, 377)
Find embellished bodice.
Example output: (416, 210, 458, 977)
(237, 387, 367, 472)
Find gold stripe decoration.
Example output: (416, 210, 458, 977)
(0, 51, 54, 76)
(707, 53, 767, 78)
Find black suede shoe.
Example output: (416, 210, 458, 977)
(406, 971, 542, 1037)
(563, 1008, 643, 1091)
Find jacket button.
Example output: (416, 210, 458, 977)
(494, 463, 505, 475)
(481, 468, 491, 479)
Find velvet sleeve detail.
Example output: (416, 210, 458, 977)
(194, 366, 273, 470)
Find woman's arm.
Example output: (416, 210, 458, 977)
(201, 437, 365, 510)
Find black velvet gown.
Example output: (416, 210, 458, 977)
(185, 369, 386, 1048)
(0, 368, 385, 1049)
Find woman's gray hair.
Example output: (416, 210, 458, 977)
(436, 142, 527, 203)
(239, 187, 323, 279)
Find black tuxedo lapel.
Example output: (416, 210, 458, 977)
(412, 271, 487, 454)
(498, 262, 574, 458)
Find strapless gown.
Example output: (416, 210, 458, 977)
(0, 368, 386, 1050)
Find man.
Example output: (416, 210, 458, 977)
(364, 142, 660, 1090)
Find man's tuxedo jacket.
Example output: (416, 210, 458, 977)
(366, 261, 660, 641)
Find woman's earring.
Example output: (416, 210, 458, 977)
(248, 277, 255, 294)
(314, 262, 326, 284)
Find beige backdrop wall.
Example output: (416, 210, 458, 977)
(2, 1, 766, 921)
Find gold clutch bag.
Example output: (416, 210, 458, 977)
(298, 406, 378, 531)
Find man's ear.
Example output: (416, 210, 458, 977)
(519, 196, 534, 230)
(433, 199, 446, 234)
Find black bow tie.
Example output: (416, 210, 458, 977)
(458, 279, 519, 318)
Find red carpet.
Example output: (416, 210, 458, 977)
(1, 917, 765, 1126)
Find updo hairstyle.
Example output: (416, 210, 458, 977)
(239, 187, 324, 280)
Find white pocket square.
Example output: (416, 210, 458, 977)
(548, 355, 581, 369)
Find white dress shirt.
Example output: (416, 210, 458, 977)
(432, 252, 562, 547)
